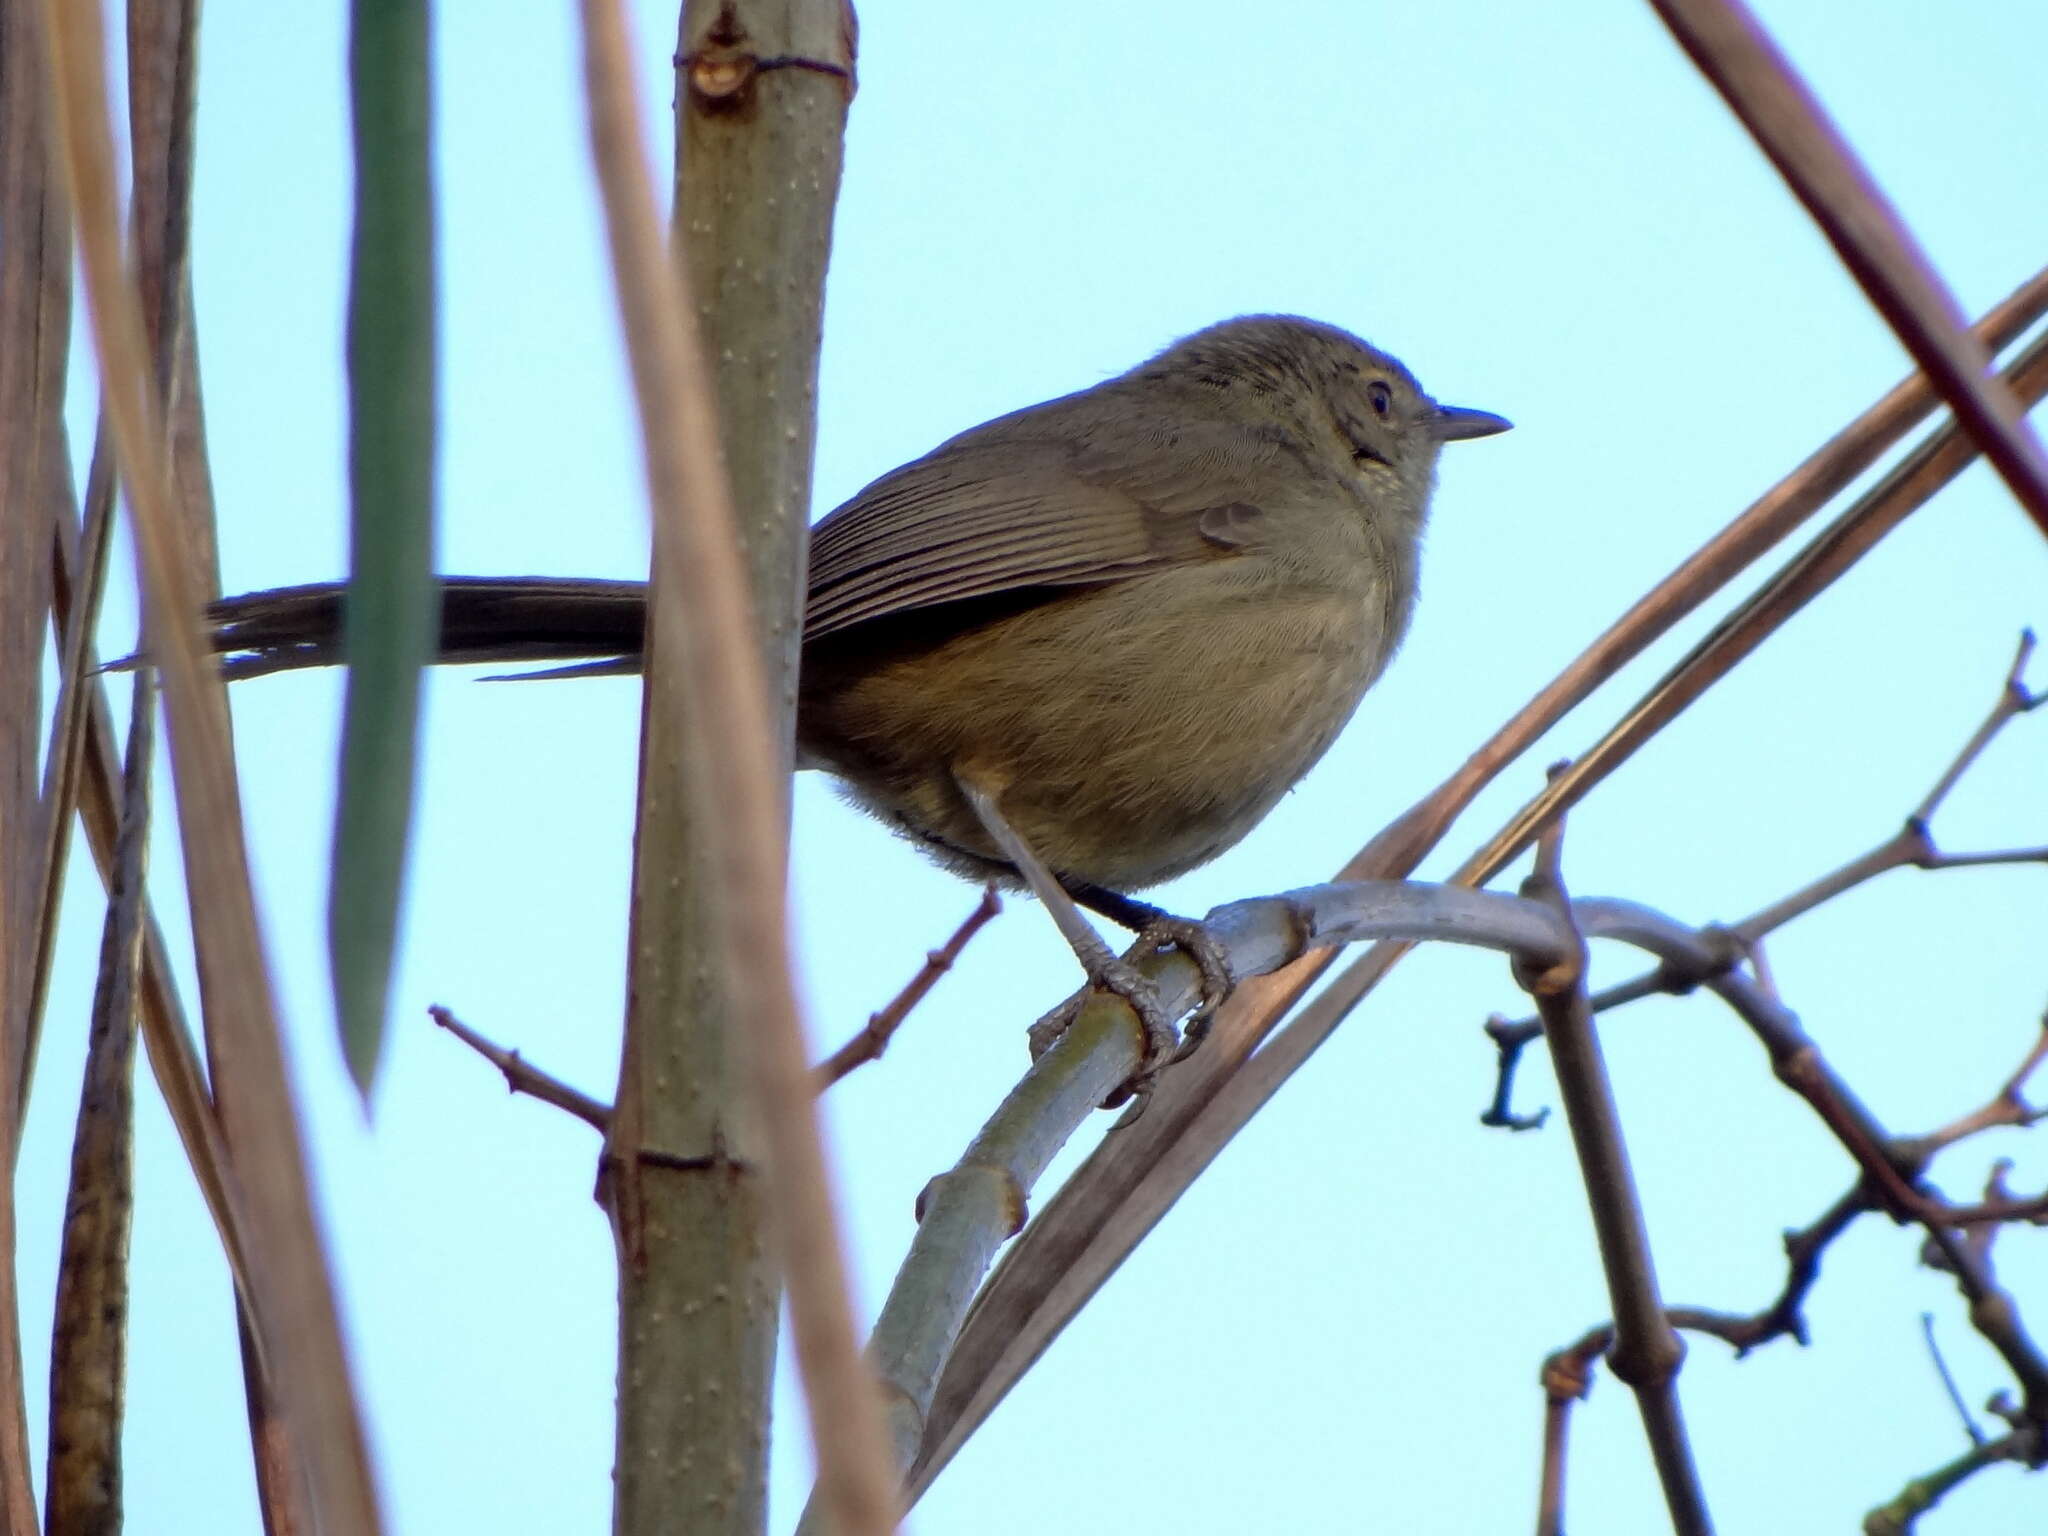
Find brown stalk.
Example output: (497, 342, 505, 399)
(23, 428, 115, 1131)
(575, 3, 892, 1534)
(30, 0, 258, 1375)
(39, 0, 383, 1530)
(44, 670, 152, 1536)
(1, 0, 66, 1121)
(908, 289, 2048, 1498)
(117, 5, 297, 1522)
(1460, 327, 2048, 908)
(0, 0, 66, 1520)
(47, 463, 262, 1357)
(1646, 0, 2048, 538)
(26, 0, 207, 1116)
(123, 0, 216, 578)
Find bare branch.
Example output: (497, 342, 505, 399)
(1862, 1427, 2039, 1535)
(1911, 630, 2041, 823)
(1911, 1014, 2048, 1158)
(575, 3, 889, 1531)
(1489, 635, 2046, 1061)
(1512, 796, 1709, 1536)
(815, 888, 1001, 1090)
(429, 1007, 611, 1133)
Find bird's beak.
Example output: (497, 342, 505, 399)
(1429, 404, 1513, 442)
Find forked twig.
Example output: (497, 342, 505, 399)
(1513, 787, 1709, 1536)
(1485, 633, 2045, 1110)
(1530, 999, 2048, 1531)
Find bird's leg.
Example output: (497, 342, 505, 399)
(951, 773, 1181, 1078)
(1064, 882, 1236, 1056)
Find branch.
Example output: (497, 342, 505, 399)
(575, 4, 885, 1532)
(799, 876, 1590, 1526)
(429, 1007, 610, 1133)
(1484, 632, 2045, 1097)
(1578, 902, 2048, 1425)
(1862, 1426, 2038, 1535)
(815, 888, 1001, 1090)
(1512, 797, 1709, 1536)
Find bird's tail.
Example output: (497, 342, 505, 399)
(201, 575, 650, 679)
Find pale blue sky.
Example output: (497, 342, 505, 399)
(17, 3, 2048, 1532)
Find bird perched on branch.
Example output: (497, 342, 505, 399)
(206, 315, 1509, 1076)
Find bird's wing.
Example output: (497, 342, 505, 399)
(804, 431, 1264, 640)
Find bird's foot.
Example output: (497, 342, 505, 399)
(1132, 914, 1235, 1061)
(1027, 951, 1181, 1108)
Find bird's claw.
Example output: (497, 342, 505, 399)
(1027, 916, 1237, 1108)
(1132, 916, 1235, 1061)
(1026, 953, 1180, 1108)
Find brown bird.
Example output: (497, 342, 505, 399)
(207, 315, 1508, 1068)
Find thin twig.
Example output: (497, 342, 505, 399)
(1579, 901, 2048, 1421)
(1911, 630, 2041, 822)
(815, 887, 1001, 1090)
(1486, 633, 2046, 1069)
(1911, 1013, 2048, 1158)
(1479, 1012, 1552, 1132)
(1921, 1313, 1984, 1446)
(1536, 1338, 1602, 1536)
(0, 2, 68, 1523)
(1533, 989, 2048, 1533)
(428, 1007, 610, 1132)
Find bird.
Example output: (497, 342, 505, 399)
(204, 315, 1509, 1075)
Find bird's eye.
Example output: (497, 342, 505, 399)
(1367, 381, 1393, 417)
